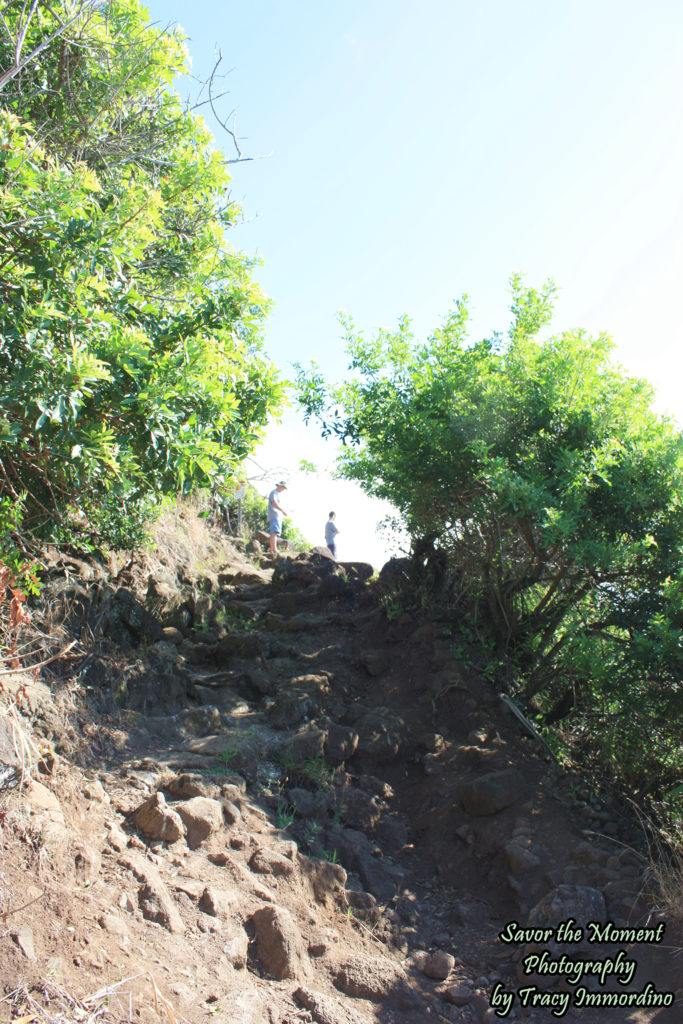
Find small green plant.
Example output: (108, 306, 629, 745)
(380, 594, 403, 621)
(213, 724, 256, 773)
(278, 749, 335, 792)
(302, 755, 335, 791)
(302, 820, 323, 847)
(276, 802, 295, 830)
(216, 747, 238, 770)
(322, 847, 339, 864)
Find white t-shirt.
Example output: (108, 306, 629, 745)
(268, 488, 284, 525)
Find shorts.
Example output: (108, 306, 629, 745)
(269, 520, 282, 535)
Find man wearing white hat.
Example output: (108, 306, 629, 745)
(267, 481, 288, 556)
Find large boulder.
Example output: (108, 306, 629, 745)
(333, 955, 416, 1007)
(250, 904, 308, 980)
(133, 792, 186, 843)
(272, 550, 338, 591)
(174, 797, 224, 849)
(114, 588, 164, 641)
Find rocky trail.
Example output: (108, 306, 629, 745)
(0, 517, 680, 1024)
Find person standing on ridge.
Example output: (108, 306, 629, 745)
(267, 481, 288, 556)
(325, 511, 340, 559)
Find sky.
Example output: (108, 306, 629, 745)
(144, 0, 683, 565)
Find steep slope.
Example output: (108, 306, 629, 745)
(0, 524, 680, 1024)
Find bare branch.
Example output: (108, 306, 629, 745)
(0, 0, 98, 92)
(207, 49, 272, 165)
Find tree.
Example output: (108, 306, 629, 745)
(0, 0, 285, 547)
(296, 278, 683, 796)
(0, 0, 98, 93)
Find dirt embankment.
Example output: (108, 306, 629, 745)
(0, 510, 680, 1024)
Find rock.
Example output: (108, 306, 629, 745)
(223, 600, 262, 624)
(272, 550, 337, 591)
(375, 557, 411, 595)
(467, 728, 489, 745)
(359, 649, 390, 676)
(198, 887, 236, 919)
(11, 925, 36, 960)
(167, 773, 218, 800)
(221, 798, 242, 825)
(333, 955, 418, 1008)
(455, 769, 525, 816)
(338, 787, 387, 832)
(317, 574, 353, 600)
(354, 710, 404, 764)
(73, 841, 102, 881)
(325, 825, 395, 902)
(81, 778, 108, 802)
(287, 787, 330, 819)
(444, 984, 475, 1006)
(504, 840, 541, 875)
(25, 779, 64, 818)
(243, 664, 276, 696)
(162, 626, 184, 644)
(526, 884, 606, 953)
(249, 846, 296, 877)
(118, 892, 136, 914)
(99, 913, 129, 936)
(122, 852, 185, 933)
(133, 792, 186, 843)
(346, 890, 379, 922)
(338, 561, 373, 582)
(422, 950, 455, 980)
(222, 920, 249, 969)
(294, 986, 373, 1024)
(374, 814, 408, 849)
(301, 857, 348, 907)
(189, 628, 218, 645)
(174, 797, 224, 849)
(250, 904, 308, 980)
(138, 881, 184, 933)
(269, 676, 330, 728)
(518, 884, 608, 988)
(149, 640, 179, 662)
(285, 726, 327, 762)
(177, 706, 223, 737)
(325, 723, 359, 765)
(115, 587, 164, 640)
(418, 732, 444, 752)
(217, 631, 265, 658)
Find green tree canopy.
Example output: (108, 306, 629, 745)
(297, 278, 683, 798)
(0, 0, 284, 546)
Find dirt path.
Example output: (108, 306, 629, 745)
(0, 538, 680, 1024)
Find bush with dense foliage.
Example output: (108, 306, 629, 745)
(297, 278, 683, 802)
(0, 0, 284, 548)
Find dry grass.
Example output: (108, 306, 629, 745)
(648, 843, 683, 937)
(0, 973, 185, 1024)
(0, 697, 40, 788)
(150, 496, 239, 580)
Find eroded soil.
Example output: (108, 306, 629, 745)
(0, 520, 680, 1024)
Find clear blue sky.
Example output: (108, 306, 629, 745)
(144, 0, 683, 562)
